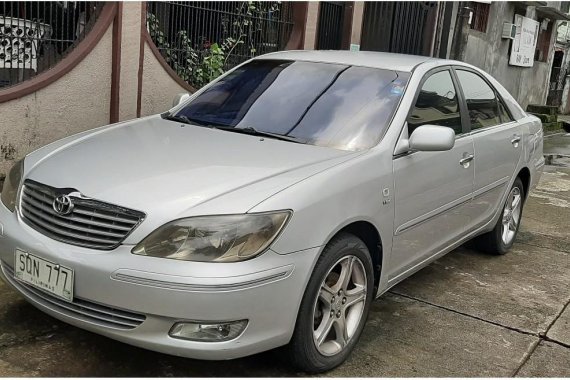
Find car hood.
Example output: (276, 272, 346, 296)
(25, 116, 357, 240)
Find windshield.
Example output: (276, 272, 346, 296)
(175, 60, 410, 151)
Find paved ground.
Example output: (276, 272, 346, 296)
(1, 139, 569, 376)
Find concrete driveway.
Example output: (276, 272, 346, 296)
(1, 166, 569, 376)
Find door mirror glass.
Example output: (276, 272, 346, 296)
(409, 125, 455, 152)
(172, 93, 191, 107)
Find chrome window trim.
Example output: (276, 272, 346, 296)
(451, 66, 516, 130)
(463, 120, 519, 136)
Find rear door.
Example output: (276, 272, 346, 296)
(453, 68, 522, 230)
(390, 68, 475, 281)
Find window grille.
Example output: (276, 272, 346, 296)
(535, 18, 552, 63)
(0, 2, 105, 89)
(146, 1, 294, 89)
(469, 2, 490, 33)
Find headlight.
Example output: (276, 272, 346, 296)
(1, 159, 24, 212)
(132, 211, 291, 262)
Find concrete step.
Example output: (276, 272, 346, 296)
(528, 112, 558, 123)
(527, 104, 559, 115)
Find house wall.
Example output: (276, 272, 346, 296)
(0, 2, 191, 179)
(140, 42, 188, 117)
(303, 2, 320, 49)
(350, 2, 364, 46)
(0, 23, 114, 176)
(461, 3, 556, 110)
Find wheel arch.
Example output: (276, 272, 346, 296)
(329, 221, 383, 292)
(517, 166, 531, 199)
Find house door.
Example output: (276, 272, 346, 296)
(547, 50, 565, 107)
(360, 1, 438, 55)
(316, 1, 349, 50)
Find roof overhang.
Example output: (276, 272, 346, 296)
(536, 6, 570, 21)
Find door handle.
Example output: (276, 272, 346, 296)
(511, 135, 521, 147)
(459, 154, 474, 168)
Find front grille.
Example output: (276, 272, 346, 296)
(20, 180, 145, 250)
(2, 263, 146, 330)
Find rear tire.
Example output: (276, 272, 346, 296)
(287, 233, 375, 373)
(474, 178, 525, 255)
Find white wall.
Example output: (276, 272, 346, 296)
(461, 3, 556, 110)
(0, 24, 113, 175)
(0, 2, 192, 177)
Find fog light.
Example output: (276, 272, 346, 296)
(169, 320, 248, 342)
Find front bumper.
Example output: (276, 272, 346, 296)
(0, 202, 320, 360)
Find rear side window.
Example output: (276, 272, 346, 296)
(456, 70, 509, 129)
(408, 70, 462, 135)
(497, 100, 513, 124)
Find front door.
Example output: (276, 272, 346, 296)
(389, 69, 475, 281)
(453, 68, 523, 229)
(315, 2, 348, 50)
(360, 2, 438, 55)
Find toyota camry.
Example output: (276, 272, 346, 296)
(0, 51, 544, 372)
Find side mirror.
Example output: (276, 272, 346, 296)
(172, 93, 191, 107)
(408, 125, 455, 152)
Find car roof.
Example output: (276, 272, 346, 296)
(255, 50, 437, 72)
(252, 50, 527, 120)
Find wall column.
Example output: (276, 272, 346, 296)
(350, 1, 364, 47)
(109, 2, 123, 123)
(118, 2, 143, 121)
(303, 2, 320, 49)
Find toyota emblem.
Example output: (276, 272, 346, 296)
(53, 194, 74, 215)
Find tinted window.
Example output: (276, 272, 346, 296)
(408, 70, 462, 135)
(497, 99, 513, 124)
(176, 60, 410, 151)
(456, 70, 502, 129)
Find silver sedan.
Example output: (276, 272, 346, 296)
(0, 51, 544, 372)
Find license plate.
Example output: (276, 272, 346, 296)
(14, 250, 74, 302)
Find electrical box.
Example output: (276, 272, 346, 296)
(502, 22, 516, 39)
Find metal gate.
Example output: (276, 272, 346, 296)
(316, 1, 345, 50)
(360, 2, 437, 56)
(146, 1, 294, 89)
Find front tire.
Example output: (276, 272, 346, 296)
(287, 233, 375, 373)
(474, 177, 525, 255)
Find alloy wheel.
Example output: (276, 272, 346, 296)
(501, 187, 522, 245)
(312, 255, 367, 356)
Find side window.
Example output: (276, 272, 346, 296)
(456, 70, 504, 129)
(408, 70, 462, 136)
(497, 99, 514, 124)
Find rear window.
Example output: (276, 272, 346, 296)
(176, 60, 409, 151)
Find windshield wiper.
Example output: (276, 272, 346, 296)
(161, 112, 215, 127)
(161, 112, 192, 124)
(213, 126, 306, 144)
(162, 113, 305, 144)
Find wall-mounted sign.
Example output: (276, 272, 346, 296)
(509, 14, 539, 67)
